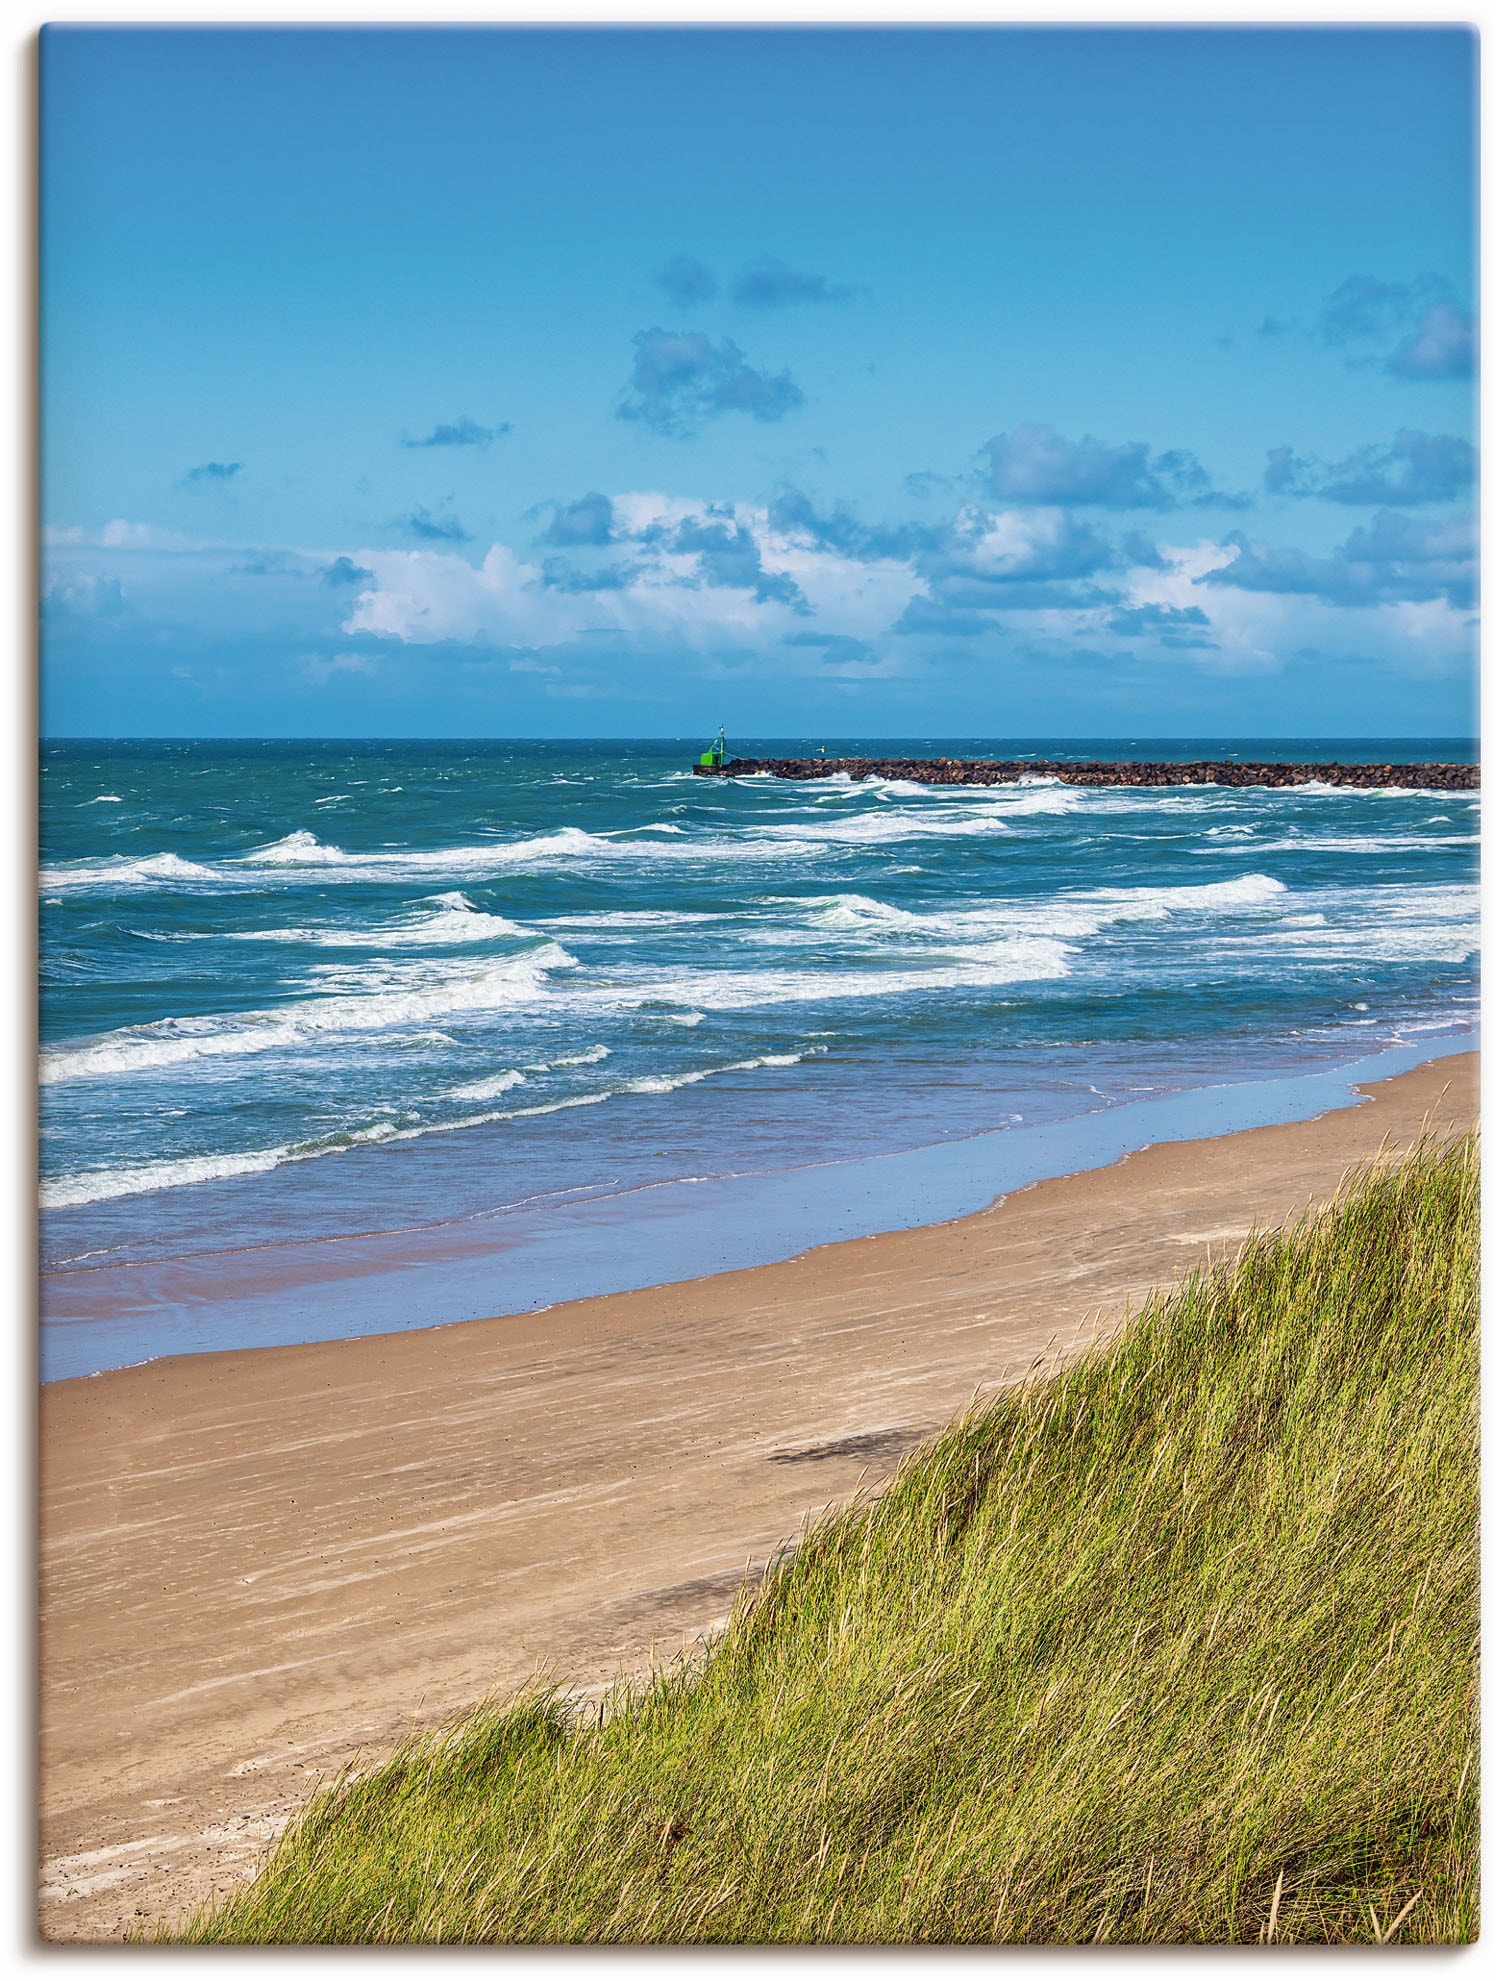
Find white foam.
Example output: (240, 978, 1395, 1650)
(1193, 835, 1476, 856)
(241, 829, 353, 866)
(761, 874, 1288, 951)
(996, 787, 1083, 816)
(38, 785, 1118, 899)
(1230, 926, 1478, 965)
(444, 1070, 527, 1102)
(543, 909, 717, 930)
(41, 1054, 798, 1205)
(540, 1044, 611, 1068)
(1210, 880, 1477, 967)
(623, 1051, 808, 1096)
(740, 809, 1011, 850)
(1090, 873, 1287, 912)
(41, 1116, 407, 1210)
(480, 1092, 610, 1122)
(87, 795, 122, 804)
(39, 851, 219, 893)
(40, 947, 574, 1085)
(228, 893, 530, 949)
(232, 824, 625, 879)
(589, 939, 1075, 1013)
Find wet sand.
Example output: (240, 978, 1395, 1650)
(38, 1051, 1476, 1941)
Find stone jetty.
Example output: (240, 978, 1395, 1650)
(693, 757, 1478, 791)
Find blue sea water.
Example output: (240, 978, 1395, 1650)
(39, 737, 1479, 1379)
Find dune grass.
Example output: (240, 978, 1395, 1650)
(184, 1133, 1478, 1945)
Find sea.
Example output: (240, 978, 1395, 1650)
(39, 737, 1479, 1381)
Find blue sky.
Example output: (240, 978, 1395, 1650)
(41, 24, 1477, 737)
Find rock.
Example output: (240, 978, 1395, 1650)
(692, 758, 1478, 791)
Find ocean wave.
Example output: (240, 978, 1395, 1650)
(41, 1115, 408, 1210)
(739, 809, 1012, 850)
(1090, 873, 1287, 912)
(622, 1050, 811, 1096)
(240, 829, 355, 866)
(443, 1041, 611, 1101)
(993, 786, 1083, 815)
(1224, 925, 1478, 966)
(228, 892, 531, 948)
(444, 1069, 527, 1102)
(39, 850, 219, 893)
(40, 947, 574, 1085)
(1210, 880, 1477, 967)
(762, 873, 1289, 948)
(1191, 835, 1476, 856)
(542, 1044, 611, 1068)
(586, 940, 1075, 1013)
(40, 791, 1107, 900)
(236, 824, 626, 875)
(543, 908, 718, 930)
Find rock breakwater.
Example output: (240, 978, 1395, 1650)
(694, 758, 1478, 791)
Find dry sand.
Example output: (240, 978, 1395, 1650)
(38, 1052, 1476, 1941)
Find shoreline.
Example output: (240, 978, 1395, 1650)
(42, 1029, 1478, 1382)
(39, 1050, 1477, 1940)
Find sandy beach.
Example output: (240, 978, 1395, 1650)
(38, 1051, 1476, 1942)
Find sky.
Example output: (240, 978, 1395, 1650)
(39, 24, 1477, 739)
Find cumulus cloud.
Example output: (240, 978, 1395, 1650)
(338, 488, 924, 652)
(667, 515, 807, 607)
(881, 504, 1134, 627)
(729, 258, 860, 308)
(1202, 509, 1475, 610)
(655, 256, 718, 309)
(344, 539, 788, 650)
(46, 476, 1476, 698)
(616, 328, 804, 438)
(768, 487, 935, 562)
(920, 504, 1118, 591)
(402, 416, 510, 449)
(1264, 430, 1475, 505)
(1316, 274, 1476, 380)
(183, 461, 241, 485)
(541, 491, 617, 547)
(539, 557, 634, 594)
(394, 506, 473, 544)
(977, 424, 1237, 510)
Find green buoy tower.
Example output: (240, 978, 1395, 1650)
(697, 725, 728, 769)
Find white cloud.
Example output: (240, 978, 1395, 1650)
(340, 494, 924, 653)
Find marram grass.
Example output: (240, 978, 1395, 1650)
(183, 1133, 1478, 1945)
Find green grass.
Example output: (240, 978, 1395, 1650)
(183, 1134, 1479, 1945)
